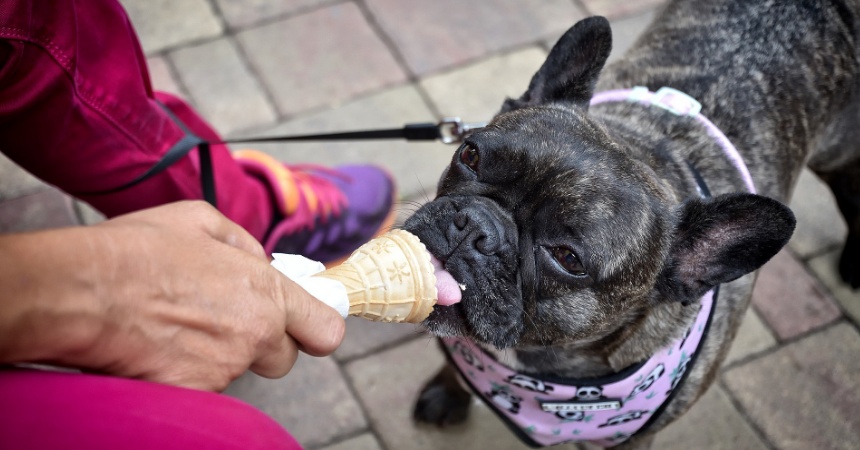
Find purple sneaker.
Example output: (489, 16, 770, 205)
(234, 149, 397, 264)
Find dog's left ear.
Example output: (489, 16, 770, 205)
(658, 193, 796, 305)
(501, 16, 612, 113)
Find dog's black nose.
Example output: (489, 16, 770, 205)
(449, 207, 501, 256)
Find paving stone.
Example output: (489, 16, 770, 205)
(316, 433, 382, 450)
(213, 0, 335, 29)
(542, 8, 656, 67)
(751, 250, 842, 341)
(224, 354, 367, 448)
(146, 56, 184, 96)
(120, 0, 224, 54)
(236, 3, 407, 118)
(420, 48, 548, 122)
(0, 189, 77, 233)
(788, 168, 846, 259)
(580, 0, 667, 20)
(72, 200, 107, 226)
(232, 85, 450, 200)
(723, 323, 860, 450)
(652, 385, 768, 450)
(334, 317, 424, 362)
(606, 10, 656, 63)
(808, 250, 860, 325)
(724, 307, 777, 366)
(365, 0, 585, 76)
(169, 37, 277, 135)
(344, 338, 566, 450)
(0, 152, 49, 201)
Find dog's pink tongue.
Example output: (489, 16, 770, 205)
(430, 255, 462, 306)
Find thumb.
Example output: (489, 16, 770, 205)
(278, 273, 346, 356)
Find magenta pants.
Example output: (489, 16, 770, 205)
(0, 368, 301, 449)
(0, 0, 273, 240)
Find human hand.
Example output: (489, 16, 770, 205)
(0, 201, 345, 391)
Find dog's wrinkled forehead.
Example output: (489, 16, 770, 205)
(477, 105, 655, 202)
(470, 105, 674, 284)
(487, 105, 612, 158)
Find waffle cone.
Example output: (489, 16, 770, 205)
(312, 229, 437, 323)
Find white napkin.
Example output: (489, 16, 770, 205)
(270, 253, 349, 318)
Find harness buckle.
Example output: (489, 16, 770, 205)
(438, 117, 488, 144)
(648, 86, 702, 117)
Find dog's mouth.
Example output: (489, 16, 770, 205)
(430, 255, 463, 307)
(424, 253, 470, 338)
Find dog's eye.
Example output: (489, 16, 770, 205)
(550, 247, 586, 276)
(459, 144, 480, 172)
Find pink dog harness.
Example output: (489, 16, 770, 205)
(444, 87, 753, 447)
(443, 289, 715, 447)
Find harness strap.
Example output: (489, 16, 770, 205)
(591, 87, 756, 194)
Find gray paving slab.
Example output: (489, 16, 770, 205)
(72, 200, 107, 226)
(724, 307, 777, 366)
(236, 3, 407, 118)
(543, 6, 659, 58)
(420, 48, 548, 122)
(120, 0, 224, 54)
(231, 85, 450, 200)
(652, 385, 769, 450)
(316, 433, 382, 450)
(333, 317, 424, 362)
(344, 338, 579, 450)
(543, 8, 657, 78)
(213, 0, 335, 29)
(365, 0, 585, 76)
(0, 152, 49, 201)
(224, 354, 367, 448)
(580, 0, 667, 19)
(169, 37, 278, 135)
(146, 56, 185, 97)
(751, 250, 842, 341)
(0, 189, 78, 233)
(723, 323, 860, 450)
(605, 10, 657, 64)
(808, 250, 860, 325)
(788, 168, 846, 259)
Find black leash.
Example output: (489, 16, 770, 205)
(78, 110, 486, 207)
(214, 117, 486, 145)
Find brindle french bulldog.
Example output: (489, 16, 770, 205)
(404, 0, 860, 448)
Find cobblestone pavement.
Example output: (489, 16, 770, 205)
(3, 1, 859, 449)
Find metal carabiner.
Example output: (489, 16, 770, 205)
(437, 117, 488, 144)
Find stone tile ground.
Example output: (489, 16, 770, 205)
(3, 0, 860, 449)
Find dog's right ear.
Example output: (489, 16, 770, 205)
(657, 193, 796, 305)
(500, 16, 612, 113)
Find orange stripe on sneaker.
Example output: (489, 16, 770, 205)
(298, 182, 319, 215)
(234, 150, 300, 215)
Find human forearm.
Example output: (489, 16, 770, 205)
(0, 202, 345, 391)
(0, 227, 104, 365)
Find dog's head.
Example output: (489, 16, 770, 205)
(403, 17, 795, 350)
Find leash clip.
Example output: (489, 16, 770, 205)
(438, 117, 488, 144)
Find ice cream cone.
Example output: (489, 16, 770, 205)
(312, 229, 437, 323)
